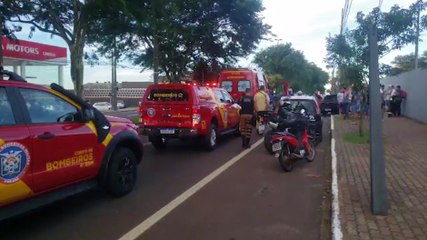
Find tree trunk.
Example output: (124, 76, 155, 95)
(70, 42, 84, 97)
(70, 1, 87, 97)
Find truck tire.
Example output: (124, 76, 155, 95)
(106, 147, 138, 197)
(204, 123, 217, 151)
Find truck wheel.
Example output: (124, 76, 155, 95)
(150, 136, 167, 150)
(204, 123, 217, 151)
(106, 148, 138, 197)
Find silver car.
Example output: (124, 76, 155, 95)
(93, 102, 112, 111)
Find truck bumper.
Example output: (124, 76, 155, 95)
(143, 127, 199, 139)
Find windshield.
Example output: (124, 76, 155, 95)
(290, 100, 316, 115)
(324, 95, 337, 101)
(237, 80, 251, 92)
(220, 81, 233, 92)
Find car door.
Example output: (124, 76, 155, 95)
(212, 89, 229, 129)
(220, 90, 239, 128)
(18, 87, 98, 193)
(0, 87, 34, 206)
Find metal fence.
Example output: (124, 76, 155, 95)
(381, 69, 427, 123)
(83, 88, 146, 107)
(83, 88, 146, 99)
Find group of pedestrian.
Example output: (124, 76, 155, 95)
(337, 87, 352, 119)
(336, 84, 407, 120)
(238, 85, 271, 149)
(337, 86, 370, 119)
(382, 84, 406, 117)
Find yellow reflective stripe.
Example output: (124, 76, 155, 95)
(0, 180, 33, 207)
(111, 123, 125, 127)
(48, 89, 81, 109)
(217, 107, 228, 128)
(85, 121, 98, 136)
(102, 133, 113, 147)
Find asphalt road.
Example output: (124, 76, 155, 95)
(1, 117, 331, 240)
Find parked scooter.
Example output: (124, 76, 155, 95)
(267, 109, 316, 172)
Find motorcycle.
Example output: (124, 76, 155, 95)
(267, 109, 316, 172)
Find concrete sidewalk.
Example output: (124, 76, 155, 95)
(334, 116, 427, 240)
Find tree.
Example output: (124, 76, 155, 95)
(116, 0, 271, 82)
(0, 1, 22, 75)
(326, 4, 418, 88)
(191, 59, 224, 84)
(253, 43, 328, 93)
(325, 4, 418, 136)
(385, 51, 427, 75)
(6, 0, 102, 97)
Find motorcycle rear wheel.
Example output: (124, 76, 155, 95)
(278, 144, 293, 172)
(305, 140, 316, 162)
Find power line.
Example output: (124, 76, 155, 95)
(341, 0, 352, 34)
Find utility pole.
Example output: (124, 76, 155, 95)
(111, 37, 118, 111)
(368, 23, 389, 215)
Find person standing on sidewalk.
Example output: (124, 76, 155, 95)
(384, 85, 393, 116)
(239, 88, 255, 148)
(391, 85, 403, 117)
(380, 84, 385, 119)
(342, 87, 351, 119)
(337, 88, 344, 115)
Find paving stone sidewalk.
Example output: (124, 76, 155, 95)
(334, 116, 427, 240)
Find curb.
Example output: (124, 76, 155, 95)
(331, 116, 343, 240)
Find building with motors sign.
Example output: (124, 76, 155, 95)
(2, 38, 67, 86)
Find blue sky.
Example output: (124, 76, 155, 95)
(5, 0, 425, 89)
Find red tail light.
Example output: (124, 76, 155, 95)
(192, 107, 201, 127)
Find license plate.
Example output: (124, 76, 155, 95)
(272, 142, 282, 152)
(160, 129, 175, 134)
(325, 108, 331, 111)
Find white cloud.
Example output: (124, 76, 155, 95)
(257, 0, 425, 72)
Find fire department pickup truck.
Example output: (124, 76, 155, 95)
(0, 70, 143, 221)
(139, 83, 240, 150)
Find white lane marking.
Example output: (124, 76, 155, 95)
(331, 116, 343, 240)
(119, 138, 264, 240)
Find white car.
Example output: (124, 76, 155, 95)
(117, 100, 126, 109)
(93, 102, 112, 111)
